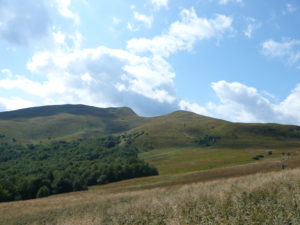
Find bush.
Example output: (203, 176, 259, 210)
(36, 186, 50, 198)
(252, 155, 264, 160)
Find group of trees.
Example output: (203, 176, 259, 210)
(197, 135, 221, 146)
(0, 135, 158, 202)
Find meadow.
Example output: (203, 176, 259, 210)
(139, 146, 300, 174)
(2, 166, 300, 225)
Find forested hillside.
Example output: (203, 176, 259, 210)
(0, 135, 158, 202)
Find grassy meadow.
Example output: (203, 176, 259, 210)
(1, 145, 300, 224)
(140, 146, 300, 174)
(2, 166, 300, 225)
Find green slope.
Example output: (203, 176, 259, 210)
(0, 104, 299, 149)
(131, 110, 300, 149)
(0, 104, 151, 142)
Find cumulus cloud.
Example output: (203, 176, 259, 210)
(176, 80, 300, 125)
(127, 23, 138, 32)
(284, 3, 298, 14)
(0, 0, 79, 46)
(262, 39, 300, 67)
(0, 96, 36, 111)
(112, 17, 121, 25)
(179, 100, 209, 116)
(0, 47, 175, 116)
(127, 8, 233, 57)
(243, 18, 261, 39)
(219, 0, 242, 5)
(55, 0, 80, 25)
(279, 84, 300, 123)
(192, 80, 300, 125)
(0, 0, 51, 45)
(133, 12, 153, 28)
(0, 7, 235, 117)
(151, 0, 168, 9)
(207, 81, 280, 123)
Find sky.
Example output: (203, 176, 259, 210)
(0, 0, 300, 125)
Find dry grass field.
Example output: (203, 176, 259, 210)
(1, 156, 300, 225)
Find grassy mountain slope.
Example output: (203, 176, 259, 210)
(0, 104, 151, 142)
(131, 110, 300, 149)
(0, 104, 299, 149)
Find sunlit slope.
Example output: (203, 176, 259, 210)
(0, 104, 151, 141)
(130, 110, 228, 149)
(0, 105, 299, 148)
(131, 110, 300, 149)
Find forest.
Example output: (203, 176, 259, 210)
(0, 135, 158, 202)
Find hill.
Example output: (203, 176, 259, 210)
(130, 110, 300, 149)
(1, 104, 300, 223)
(0, 104, 300, 149)
(0, 104, 151, 142)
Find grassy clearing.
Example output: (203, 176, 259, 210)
(2, 167, 300, 225)
(140, 146, 300, 174)
(93, 155, 300, 193)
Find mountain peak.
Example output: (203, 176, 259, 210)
(0, 104, 138, 120)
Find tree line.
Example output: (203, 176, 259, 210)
(0, 135, 158, 202)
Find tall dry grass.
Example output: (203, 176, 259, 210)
(3, 168, 300, 225)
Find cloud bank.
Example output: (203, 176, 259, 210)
(0, 8, 232, 117)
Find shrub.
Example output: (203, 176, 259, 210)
(36, 186, 50, 198)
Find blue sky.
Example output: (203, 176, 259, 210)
(0, 0, 300, 125)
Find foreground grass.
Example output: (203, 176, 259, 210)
(2, 166, 300, 225)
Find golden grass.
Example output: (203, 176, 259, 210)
(2, 160, 300, 225)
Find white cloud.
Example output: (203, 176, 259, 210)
(133, 12, 153, 28)
(54, 0, 80, 25)
(7, 46, 176, 116)
(262, 39, 300, 67)
(285, 3, 298, 14)
(151, 0, 168, 9)
(219, 0, 242, 5)
(0, 7, 236, 118)
(182, 80, 300, 125)
(0, 0, 51, 45)
(179, 100, 209, 116)
(279, 84, 300, 122)
(0, 96, 36, 111)
(0, 0, 80, 46)
(178, 81, 300, 125)
(112, 17, 121, 25)
(207, 81, 279, 123)
(127, 8, 233, 57)
(243, 19, 261, 39)
(127, 22, 138, 32)
(244, 24, 253, 38)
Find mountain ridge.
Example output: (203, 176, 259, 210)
(0, 104, 299, 148)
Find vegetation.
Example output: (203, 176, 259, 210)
(1, 105, 300, 224)
(1, 168, 300, 224)
(139, 146, 300, 175)
(0, 104, 151, 141)
(0, 136, 158, 202)
(0, 105, 300, 150)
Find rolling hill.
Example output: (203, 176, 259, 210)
(0, 104, 300, 149)
(0, 104, 151, 142)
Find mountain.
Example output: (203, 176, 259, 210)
(0, 104, 151, 142)
(0, 104, 300, 148)
(130, 110, 300, 149)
